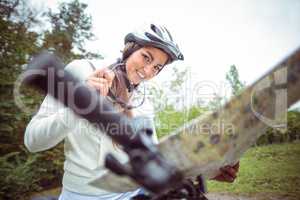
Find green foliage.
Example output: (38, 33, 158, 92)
(207, 64, 246, 111)
(0, 145, 64, 200)
(0, 151, 42, 200)
(256, 111, 300, 145)
(147, 83, 167, 111)
(169, 66, 187, 93)
(148, 65, 188, 110)
(225, 65, 245, 97)
(207, 93, 224, 111)
(168, 66, 188, 106)
(0, 0, 102, 199)
(0, 0, 43, 155)
(43, 0, 102, 63)
(286, 110, 300, 141)
(156, 105, 208, 138)
(0, 0, 40, 85)
(208, 142, 300, 198)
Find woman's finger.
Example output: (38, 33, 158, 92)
(86, 80, 109, 96)
(91, 68, 114, 82)
(88, 77, 109, 85)
(91, 78, 109, 95)
(88, 68, 115, 88)
(102, 70, 115, 87)
(91, 68, 105, 78)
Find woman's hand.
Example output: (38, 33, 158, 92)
(86, 68, 115, 96)
(211, 162, 240, 183)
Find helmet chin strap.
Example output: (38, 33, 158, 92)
(117, 59, 139, 93)
(108, 61, 146, 110)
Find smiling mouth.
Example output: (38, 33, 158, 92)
(136, 70, 145, 79)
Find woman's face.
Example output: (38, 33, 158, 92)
(125, 46, 169, 85)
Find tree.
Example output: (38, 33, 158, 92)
(0, 1, 103, 198)
(225, 65, 245, 96)
(147, 65, 187, 111)
(42, 0, 102, 63)
(207, 93, 223, 111)
(0, 0, 41, 85)
(169, 66, 188, 104)
(147, 82, 167, 111)
(207, 65, 245, 111)
(0, 1, 46, 199)
(0, 0, 42, 144)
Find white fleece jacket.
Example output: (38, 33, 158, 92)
(24, 59, 158, 195)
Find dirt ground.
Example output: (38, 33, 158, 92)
(30, 192, 299, 200)
(206, 192, 299, 200)
(30, 188, 299, 200)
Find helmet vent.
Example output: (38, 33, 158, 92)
(150, 24, 163, 38)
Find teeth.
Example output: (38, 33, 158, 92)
(137, 71, 145, 79)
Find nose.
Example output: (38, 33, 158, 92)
(143, 64, 155, 78)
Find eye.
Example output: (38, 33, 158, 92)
(142, 53, 151, 64)
(154, 65, 163, 73)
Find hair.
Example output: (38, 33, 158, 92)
(110, 44, 139, 149)
(121, 42, 142, 61)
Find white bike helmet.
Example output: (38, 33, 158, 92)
(124, 24, 184, 63)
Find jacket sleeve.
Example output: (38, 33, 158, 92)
(24, 59, 92, 153)
(24, 94, 78, 153)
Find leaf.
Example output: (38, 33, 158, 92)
(0, 124, 13, 132)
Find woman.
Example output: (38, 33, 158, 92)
(25, 24, 238, 200)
